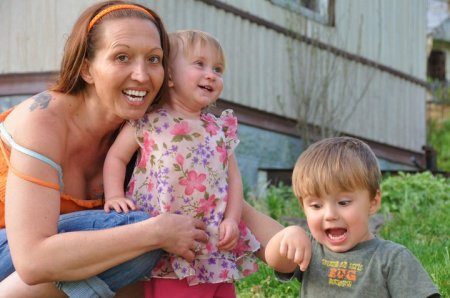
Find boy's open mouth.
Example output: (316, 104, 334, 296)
(326, 228, 347, 241)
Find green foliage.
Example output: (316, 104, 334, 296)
(236, 260, 300, 298)
(380, 171, 450, 213)
(246, 183, 304, 225)
(379, 172, 450, 297)
(427, 118, 450, 171)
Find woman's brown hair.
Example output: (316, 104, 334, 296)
(50, 1, 170, 106)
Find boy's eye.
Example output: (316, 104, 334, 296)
(149, 56, 161, 64)
(338, 200, 351, 206)
(309, 203, 321, 209)
(116, 54, 129, 62)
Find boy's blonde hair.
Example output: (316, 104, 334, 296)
(168, 29, 225, 71)
(292, 137, 381, 203)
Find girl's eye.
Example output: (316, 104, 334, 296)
(149, 56, 161, 64)
(213, 66, 223, 74)
(194, 61, 204, 67)
(116, 55, 129, 63)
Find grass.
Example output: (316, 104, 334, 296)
(237, 173, 450, 297)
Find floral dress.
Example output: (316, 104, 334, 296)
(126, 108, 260, 285)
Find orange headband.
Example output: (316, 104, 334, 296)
(88, 4, 154, 32)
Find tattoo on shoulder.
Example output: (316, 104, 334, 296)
(29, 91, 53, 111)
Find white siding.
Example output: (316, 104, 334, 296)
(0, 0, 428, 152)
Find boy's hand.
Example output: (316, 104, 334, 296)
(218, 218, 240, 251)
(104, 197, 137, 213)
(278, 225, 311, 271)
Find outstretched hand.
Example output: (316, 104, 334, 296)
(278, 225, 311, 272)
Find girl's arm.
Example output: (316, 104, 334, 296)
(103, 122, 139, 212)
(5, 111, 207, 285)
(218, 154, 242, 250)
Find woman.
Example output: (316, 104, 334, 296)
(0, 1, 209, 296)
(0, 1, 291, 297)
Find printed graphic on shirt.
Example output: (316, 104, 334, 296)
(322, 258, 363, 288)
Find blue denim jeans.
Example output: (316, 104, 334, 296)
(0, 210, 162, 298)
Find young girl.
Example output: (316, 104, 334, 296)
(103, 30, 260, 297)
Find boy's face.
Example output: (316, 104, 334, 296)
(168, 43, 224, 112)
(302, 189, 381, 253)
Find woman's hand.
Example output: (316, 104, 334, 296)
(151, 213, 208, 262)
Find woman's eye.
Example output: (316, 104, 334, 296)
(149, 56, 161, 64)
(116, 55, 129, 63)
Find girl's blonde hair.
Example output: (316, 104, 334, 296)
(168, 29, 225, 71)
(292, 137, 381, 202)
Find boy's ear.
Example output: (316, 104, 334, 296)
(80, 59, 94, 84)
(369, 189, 381, 215)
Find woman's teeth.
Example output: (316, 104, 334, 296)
(123, 90, 147, 102)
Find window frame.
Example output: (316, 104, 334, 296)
(270, 0, 335, 26)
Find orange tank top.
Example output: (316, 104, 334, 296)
(0, 109, 103, 228)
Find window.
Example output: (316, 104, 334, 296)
(427, 50, 446, 81)
(270, 0, 335, 25)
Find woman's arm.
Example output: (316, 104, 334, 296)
(5, 108, 207, 285)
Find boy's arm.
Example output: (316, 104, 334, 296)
(103, 122, 140, 212)
(265, 225, 311, 273)
(218, 154, 242, 250)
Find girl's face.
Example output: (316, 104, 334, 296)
(168, 43, 224, 115)
(302, 189, 381, 252)
(84, 17, 164, 121)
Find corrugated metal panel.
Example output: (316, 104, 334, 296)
(0, 0, 427, 152)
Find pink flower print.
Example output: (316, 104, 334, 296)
(146, 179, 154, 192)
(223, 114, 238, 138)
(219, 269, 229, 279)
(196, 194, 217, 214)
(176, 154, 184, 166)
(232, 238, 251, 257)
(137, 132, 155, 168)
(206, 241, 215, 254)
(163, 202, 172, 212)
(126, 179, 135, 196)
(216, 142, 228, 163)
(170, 121, 191, 136)
(179, 170, 206, 195)
(206, 122, 219, 135)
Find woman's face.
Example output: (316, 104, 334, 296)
(84, 17, 164, 120)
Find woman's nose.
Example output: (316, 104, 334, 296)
(131, 62, 150, 82)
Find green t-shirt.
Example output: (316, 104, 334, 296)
(276, 237, 440, 298)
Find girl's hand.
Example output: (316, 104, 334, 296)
(104, 197, 137, 213)
(218, 218, 240, 251)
